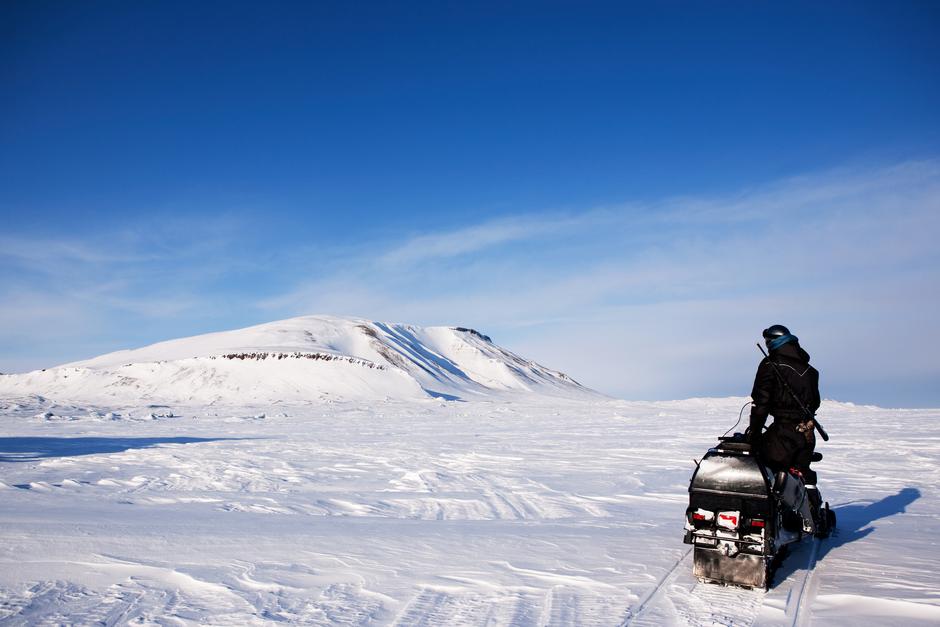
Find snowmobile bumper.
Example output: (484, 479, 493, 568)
(693, 547, 768, 589)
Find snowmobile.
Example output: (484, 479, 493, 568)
(683, 430, 836, 589)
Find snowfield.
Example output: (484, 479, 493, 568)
(0, 317, 938, 625)
(2, 396, 937, 626)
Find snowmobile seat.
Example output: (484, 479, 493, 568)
(716, 440, 752, 453)
(716, 433, 752, 453)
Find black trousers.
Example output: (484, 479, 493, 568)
(762, 420, 816, 478)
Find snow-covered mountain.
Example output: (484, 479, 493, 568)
(0, 315, 594, 404)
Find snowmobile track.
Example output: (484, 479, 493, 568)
(787, 537, 819, 627)
(619, 547, 692, 626)
(621, 547, 770, 627)
(752, 536, 821, 627)
(618, 539, 824, 626)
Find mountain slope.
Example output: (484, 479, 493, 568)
(0, 315, 595, 404)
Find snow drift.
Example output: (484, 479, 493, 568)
(0, 315, 594, 404)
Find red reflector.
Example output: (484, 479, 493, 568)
(692, 513, 705, 520)
(752, 520, 765, 528)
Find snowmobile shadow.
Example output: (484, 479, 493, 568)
(768, 487, 921, 587)
(817, 487, 921, 560)
(0, 436, 241, 462)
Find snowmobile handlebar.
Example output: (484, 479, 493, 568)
(756, 343, 830, 442)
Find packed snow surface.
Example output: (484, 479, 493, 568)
(1, 317, 938, 625)
(1, 395, 938, 625)
(0, 316, 590, 404)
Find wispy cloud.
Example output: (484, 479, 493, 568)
(0, 216, 256, 372)
(0, 236, 151, 267)
(264, 160, 940, 312)
(378, 212, 612, 266)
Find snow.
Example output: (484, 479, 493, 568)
(1, 317, 938, 625)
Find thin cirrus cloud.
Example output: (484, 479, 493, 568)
(378, 212, 613, 266)
(0, 218, 249, 372)
(265, 159, 940, 318)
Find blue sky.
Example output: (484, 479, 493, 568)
(2, 2, 939, 406)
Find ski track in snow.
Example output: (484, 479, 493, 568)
(1, 396, 939, 625)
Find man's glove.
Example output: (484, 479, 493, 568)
(745, 426, 762, 451)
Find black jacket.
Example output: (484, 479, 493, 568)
(749, 341, 820, 436)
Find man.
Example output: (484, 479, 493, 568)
(747, 324, 820, 478)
